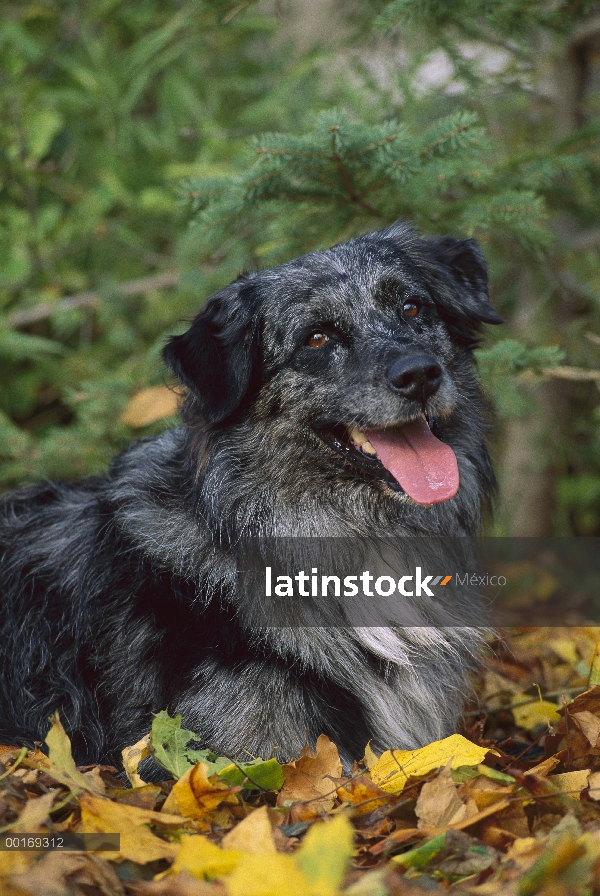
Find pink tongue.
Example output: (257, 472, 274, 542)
(365, 418, 459, 505)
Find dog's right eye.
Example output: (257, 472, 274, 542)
(306, 332, 330, 348)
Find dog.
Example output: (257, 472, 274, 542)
(0, 222, 501, 771)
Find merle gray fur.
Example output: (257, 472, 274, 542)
(0, 222, 501, 770)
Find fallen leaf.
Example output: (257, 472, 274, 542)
(588, 770, 600, 800)
(391, 833, 447, 869)
(370, 734, 496, 794)
(525, 756, 560, 777)
(109, 783, 162, 810)
(224, 853, 310, 896)
(44, 712, 103, 795)
(122, 734, 151, 787)
(219, 758, 284, 792)
(171, 835, 242, 880)
(151, 712, 220, 780)
(121, 385, 179, 427)
(221, 806, 276, 854)
(511, 693, 560, 730)
(336, 776, 390, 817)
(549, 638, 579, 666)
(363, 743, 379, 770)
(548, 769, 590, 800)
(518, 835, 586, 895)
(162, 762, 239, 827)
(277, 735, 342, 817)
(415, 765, 466, 829)
(12, 791, 56, 832)
(79, 793, 181, 864)
(296, 815, 354, 896)
(8, 851, 125, 896)
(572, 710, 600, 748)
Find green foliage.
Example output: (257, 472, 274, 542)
(0, 0, 329, 487)
(150, 710, 284, 789)
(375, 0, 598, 38)
(184, 108, 556, 264)
(1, 0, 600, 534)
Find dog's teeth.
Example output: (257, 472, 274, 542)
(348, 426, 367, 446)
(361, 440, 376, 456)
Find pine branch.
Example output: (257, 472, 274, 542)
(329, 126, 380, 216)
(7, 271, 180, 330)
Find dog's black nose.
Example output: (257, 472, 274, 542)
(387, 354, 442, 400)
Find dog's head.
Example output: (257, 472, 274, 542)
(164, 222, 501, 506)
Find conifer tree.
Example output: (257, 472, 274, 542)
(2, 0, 599, 535)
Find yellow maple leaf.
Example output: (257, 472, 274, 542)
(370, 734, 497, 794)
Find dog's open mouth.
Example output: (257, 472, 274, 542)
(320, 415, 459, 505)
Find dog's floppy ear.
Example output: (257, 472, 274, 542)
(163, 278, 260, 424)
(426, 236, 503, 325)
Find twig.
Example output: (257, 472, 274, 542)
(6, 270, 180, 329)
(542, 365, 600, 381)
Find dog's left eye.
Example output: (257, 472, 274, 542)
(402, 301, 420, 318)
(306, 332, 330, 347)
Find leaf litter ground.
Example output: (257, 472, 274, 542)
(3, 628, 600, 895)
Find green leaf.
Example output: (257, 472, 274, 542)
(25, 108, 63, 160)
(218, 757, 284, 791)
(391, 833, 447, 869)
(150, 710, 284, 787)
(150, 710, 215, 779)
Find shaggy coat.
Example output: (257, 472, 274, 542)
(0, 222, 501, 769)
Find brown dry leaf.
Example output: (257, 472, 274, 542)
(415, 765, 466, 829)
(588, 770, 600, 800)
(572, 710, 600, 748)
(276, 735, 342, 817)
(79, 792, 181, 864)
(460, 776, 516, 811)
(490, 801, 531, 839)
(221, 806, 276, 854)
(548, 769, 590, 799)
(121, 386, 179, 427)
(109, 783, 161, 810)
(8, 851, 124, 896)
(11, 791, 56, 833)
(162, 762, 239, 828)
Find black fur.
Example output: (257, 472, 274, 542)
(0, 222, 501, 770)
